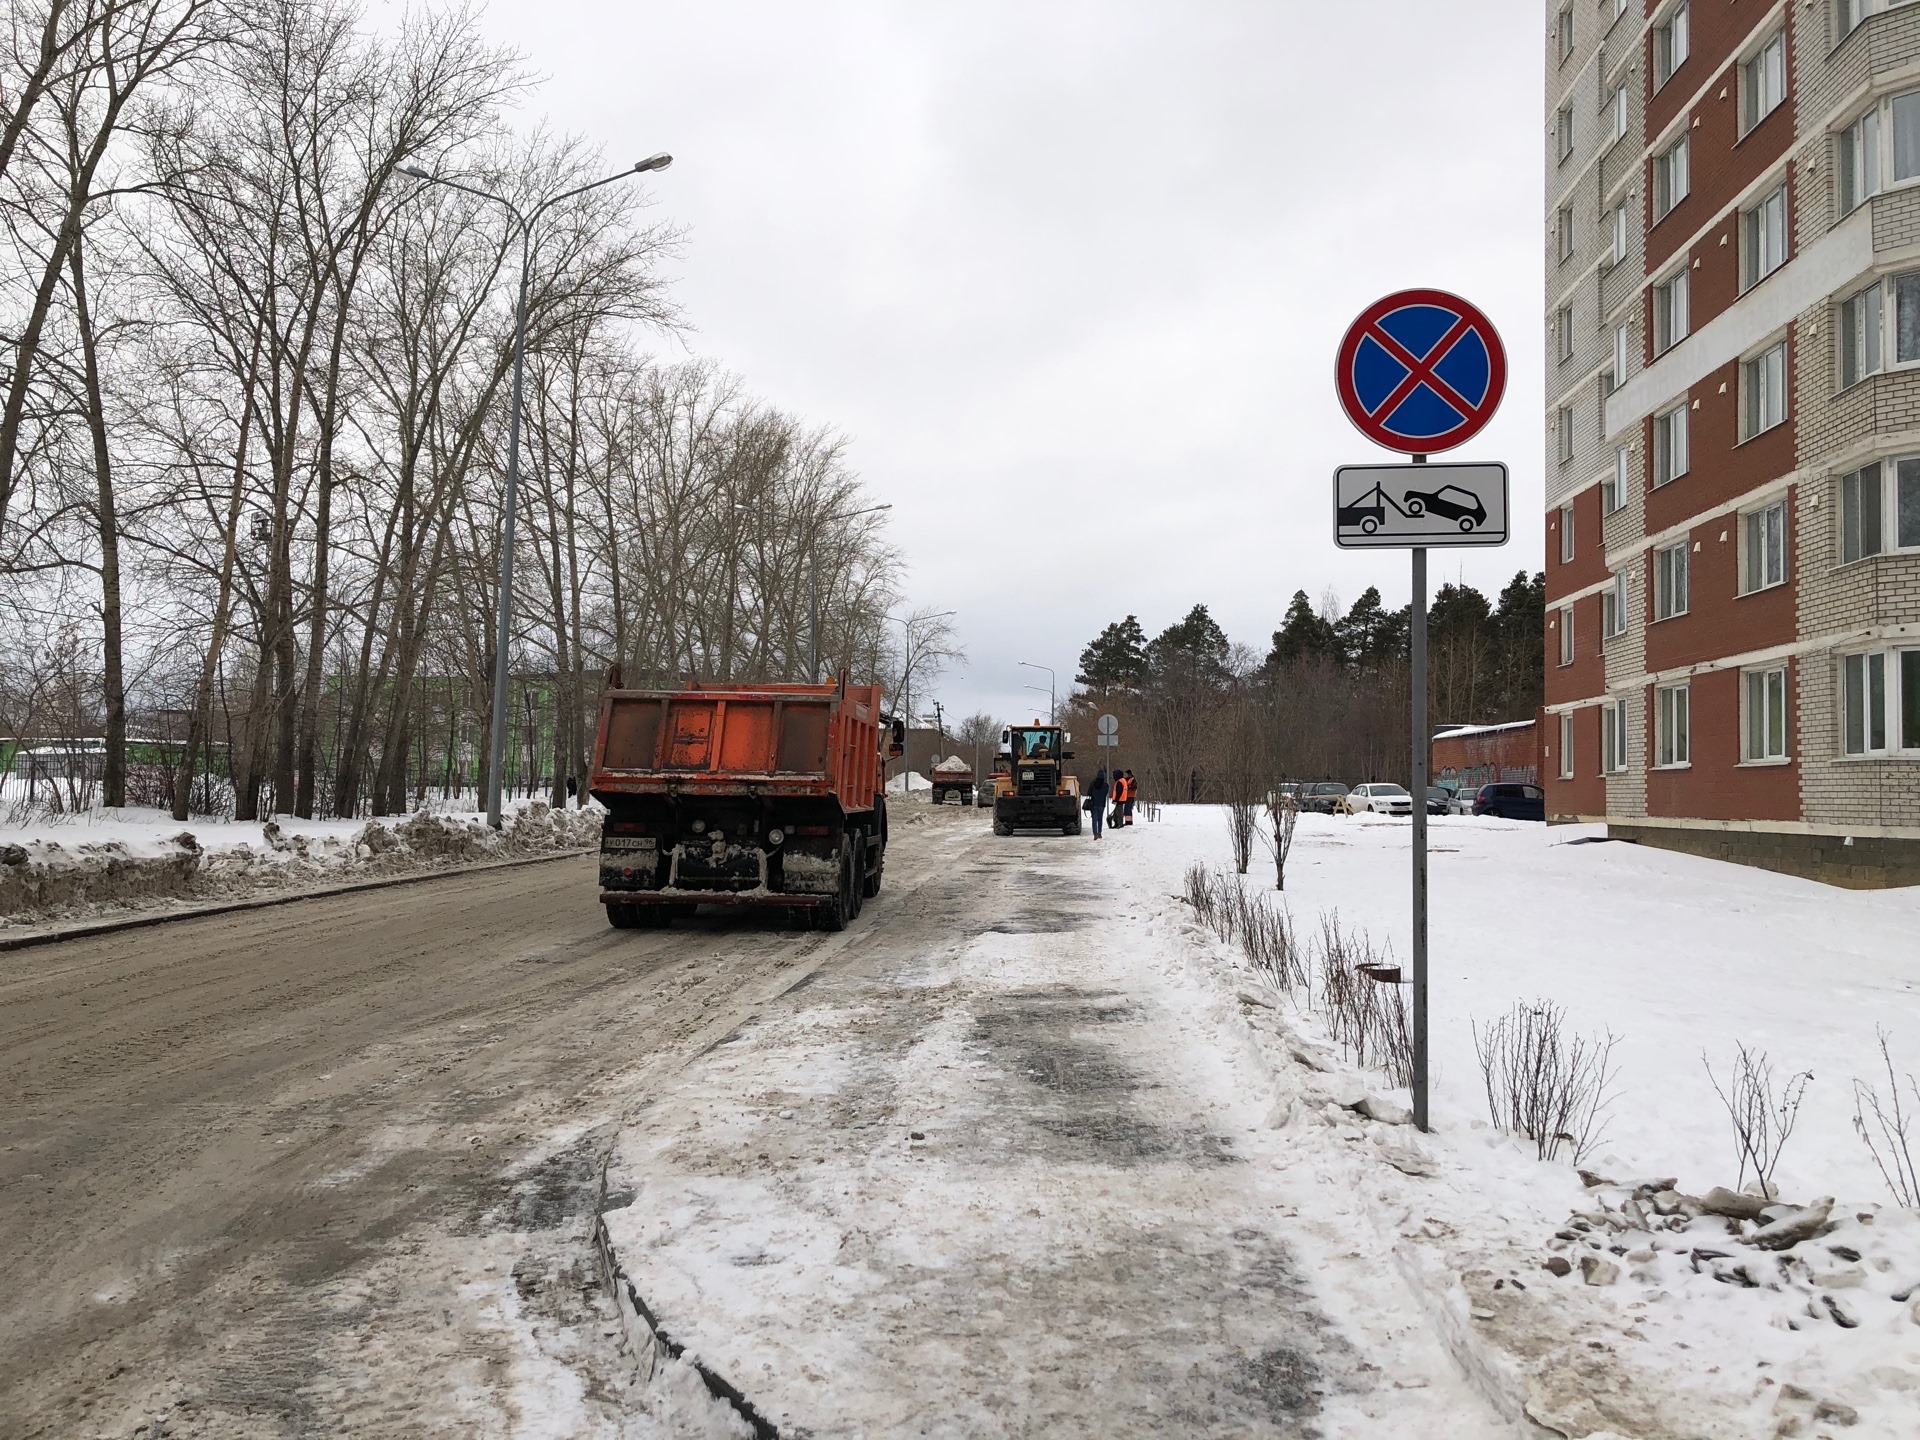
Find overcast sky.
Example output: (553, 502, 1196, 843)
(465, 0, 1545, 726)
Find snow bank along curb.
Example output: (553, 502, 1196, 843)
(1161, 873, 1920, 1439)
(0, 800, 600, 928)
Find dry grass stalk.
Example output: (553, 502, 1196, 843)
(1473, 1000, 1619, 1164)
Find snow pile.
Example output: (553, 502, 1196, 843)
(1117, 808, 1920, 1438)
(0, 799, 599, 924)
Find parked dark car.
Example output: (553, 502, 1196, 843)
(1472, 782, 1545, 821)
(1297, 782, 1352, 815)
(1424, 786, 1453, 816)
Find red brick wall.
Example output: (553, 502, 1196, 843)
(1547, 484, 1610, 599)
(1644, 663, 1801, 821)
(1543, 706, 1605, 819)
(1432, 723, 1536, 780)
(1645, 493, 1797, 672)
(1545, 593, 1605, 708)
(1645, 348, 1796, 532)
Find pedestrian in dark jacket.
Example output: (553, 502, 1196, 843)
(1087, 768, 1110, 839)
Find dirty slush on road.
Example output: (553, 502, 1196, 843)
(4, 803, 1503, 1437)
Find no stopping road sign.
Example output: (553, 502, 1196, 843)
(1335, 289, 1506, 455)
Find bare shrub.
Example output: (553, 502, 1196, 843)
(1312, 913, 1412, 1087)
(1852, 1029, 1919, 1207)
(1473, 1001, 1619, 1164)
(1259, 789, 1300, 891)
(1182, 860, 1214, 924)
(1224, 799, 1258, 875)
(1704, 1043, 1811, 1197)
(1181, 861, 1304, 994)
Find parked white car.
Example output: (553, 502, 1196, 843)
(1346, 782, 1413, 817)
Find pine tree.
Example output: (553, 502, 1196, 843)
(1265, 590, 1340, 669)
(1075, 615, 1149, 691)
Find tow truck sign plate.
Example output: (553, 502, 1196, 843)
(1332, 462, 1509, 550)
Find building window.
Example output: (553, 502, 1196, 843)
(1558, 104, 1574, 162)
(1602, 571, 1628, 638)
(1613, 322, 1629, 382)
(1557, 305, 1574, 361)
(1841, 108, 1880, 214)
(1654, 267, 1688, 353)
(1743, 187, 1787, 289)
(1655, 683, 1691, 767)
(1559, 606, 1575, 665)
(1653, 541, 1690, 620)
(1559, 502, 1575, 562)
(1895, 88, 1920, 184)
(1841, 283, 1884, 387)
(1744, 33, 1786, 133)
(1742, 500, 1788, 592)
(1654, 3, 1690, 89)
(1601, 697, 1629, 773)
(1844, 651, 1890, 753)
(1744, 666, 1788, 762)
(1604, 445, 1629, 514)
(1559, 713, 1575, 779)
(1840, 457, 1920, 561)
(1611, 204, 1629, 266)
(1653, 402, 1688, 485)
(1609, 86, 1628, 145)
(1558, 406, 1574, 462)
(1654, 135, 1689, 219)
(1557, 5, 1574, 62)
(1743, 341, 1787, 437)
(1838, 0, 1865, 38)
(1558, 206, 1573, 260)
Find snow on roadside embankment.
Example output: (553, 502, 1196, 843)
(0, 800, 599, 928)
(1113, 808, 1920, 1439)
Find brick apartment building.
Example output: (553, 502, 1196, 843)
(1543, 0, 1920, 885)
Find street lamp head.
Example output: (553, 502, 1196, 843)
(634, 153, 673, 173)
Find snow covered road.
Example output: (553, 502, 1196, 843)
(603, 810, 1524, 1437)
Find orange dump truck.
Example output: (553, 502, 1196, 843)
(588, 681, 902, 931)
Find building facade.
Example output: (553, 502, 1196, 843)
(1543, 0, 1920, 885)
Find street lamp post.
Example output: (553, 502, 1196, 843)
(1019, 661, 1056, 724)
(398, 153, 672, 828)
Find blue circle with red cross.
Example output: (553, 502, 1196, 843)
(1335, 289, 1506, 454)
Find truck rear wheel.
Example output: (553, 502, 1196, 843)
(607, 903, 668, 929)
(848, 838, 866, 919)
(992, 819, 1012, 837)
(814, 840, 854, 932)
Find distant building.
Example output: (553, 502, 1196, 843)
(1542, 2, 1920, 887)
(1433, 721, 1537, 793)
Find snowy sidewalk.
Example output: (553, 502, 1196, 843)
(600, 814, 1521, 1437)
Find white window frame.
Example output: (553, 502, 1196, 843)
(1613, 322, 1630, 383)
(1841, 282, 1885, 388)
(1742, 340, 1787, 438)
(1653, 541, 1690, 620)
(1840, 106, 1880, 214)
(1742, 186, 1787, 290)
(1604, 445, 1630, 515)
(1743, 32, 1786, 135)
(1655, 683, 1691, 768)
(1609, 85, 1628, 146)
(1654, 134, 1690, 219)
(1559, 712, 1575, 778)
(1558, 605, 1575, 666)
(1601, 696, 1630, 774)
(1655, 3, 1690, 90)
(1558, 205, 1574, 260)
(1611, 204, 1629, 266)
(1558, 5, 1574, 63)
(1558, 405, 1575, 462)
(1654, 266, 1689, 353)
(1559, 502, 1575, 562)
(1742, 665, 1790, 763)
(1557, 304, 1574, 361)
(1602, 571, 1628, 639)
(1741, 499, 1788, 593)
(1839, 649, 1920, 755)
(1558, 104, 1575, 163)
(1839, 456, 1920, 561)
(1653, 402, 1689, 486)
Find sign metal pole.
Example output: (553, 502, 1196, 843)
(1409, 455, 1429, 1133)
